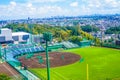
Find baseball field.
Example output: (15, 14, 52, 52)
(28, 47, 120, 80)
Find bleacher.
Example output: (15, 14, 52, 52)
(5, 44, 45, 62)
(4, 44, 44, 80)
(9, 44, 34, 49)
(62, 41, 79, 49)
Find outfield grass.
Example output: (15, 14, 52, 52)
(29, 47, 120, 80)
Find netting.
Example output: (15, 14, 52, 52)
(48, 44, 63, 49)
(78, 40, 91, 47)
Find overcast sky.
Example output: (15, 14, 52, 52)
(0, 0, 120, 20)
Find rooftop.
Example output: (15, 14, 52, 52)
(12, 32, 30, 36)
(1, 28, 10, 31)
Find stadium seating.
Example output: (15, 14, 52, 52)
(62, 41, 79, 49)
(2, 44, 43, 80)
(5, 44, 45, 63)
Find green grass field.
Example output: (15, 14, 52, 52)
(29, 47, 120, 80)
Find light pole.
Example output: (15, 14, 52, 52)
(28, 17, 33, 43)
(43, 32, 52, 80)
(29, 25, 32, 43)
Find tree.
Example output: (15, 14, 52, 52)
(0, 74, 11, 80)
(94, 37, 100, 46)
(81, 25, 99, 32)
(3, 23, 96, 44)
(69, 36, 83, 43)
(60, 30, 69, 40)
(105, 26, 120, 34)
(66, 25, 81, 36)
(56, 37, 62, 42)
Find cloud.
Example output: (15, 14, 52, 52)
(87, 0, 120, 9)
(0, 1, 68, 19)
(10, 1, 17, 6)
(87, 0, 101, 8)
(104, 0, 120, 8)
(0, 0, 120, 20)
(0, 2, 36, 19)
(27, 3, 32, 7)
(28, 0, 65, 3)
(70, 2, 78, 7)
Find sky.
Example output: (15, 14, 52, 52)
(0, 0, 120, 20)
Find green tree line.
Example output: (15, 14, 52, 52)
(3, 23, 100, 45)
(105, 26, 120, 34)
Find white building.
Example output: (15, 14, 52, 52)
(0, 28, 30, 44)
(12, 32, 30, 43)
(0, 28, 13, 43)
